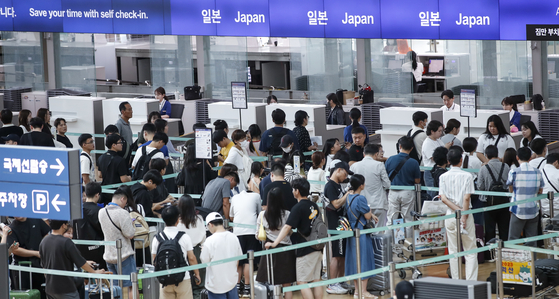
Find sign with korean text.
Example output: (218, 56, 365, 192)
(526, 25, 559, 41)
(501, 249, 533, 285)
(460, 89, 477, 118)
(269, 0, 325, 38)
(380, 0, 440, 39)
(0, 146, 82, 220)
(500, 0, 559, 40)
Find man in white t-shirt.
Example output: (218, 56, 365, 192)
(79, 133, 96, 186)
(132, 132, 167, 169)
(201, 212, 243, 299)
(152, 206, 201, 299)
(440, 90, 460, 112)
(528, 138, 547, 170)
(409, 111, 428, 165)
(542, 153, 559, 216)
(229, 190, 261, 297)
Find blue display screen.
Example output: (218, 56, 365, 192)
(216, 0, 270, 37)
(14, 0, 63, 32)
(61, 0, 113, 34)
(439, 0, 500, 40)
(111, 0, 165, 34)
(0, 0, 14, 31)
(500, 0, 559, 40)
(269, 0, 325, 38)
(323, 0, 381, 39)
(380, 0, 440, 39)
(168, 0, 216, 36)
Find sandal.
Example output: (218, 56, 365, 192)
(353, 292, 378, 299)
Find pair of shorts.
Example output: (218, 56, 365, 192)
(107, 255, 136, 288)
(237, 235, 261, 265)
(296, 251, 322, 282)
(330, 237, 346, 258)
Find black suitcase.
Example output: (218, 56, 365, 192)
(535, 258, 559, 286)
(200, 289, 208, 299)
(184, 86, 202, 100)
(488, 270, 549, 297)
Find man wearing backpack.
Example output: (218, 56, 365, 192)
(267, 178, 324, 299)
(132, 132, 167, 180)
(152, 206, 201, 299)
(131, 169, 164, 219)
(98, 134, 132, 204)
(259, 108, 299, 156)
(408, 111, 428, 164)
(201, 212, 243, 299)
(79, 133, 95, 186)
(477, 145, 510, 257)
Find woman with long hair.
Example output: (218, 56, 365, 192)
(293, 110, 318, 152)
(255, 187, 296, 299)
(345, 174, 379, 299)
(54, 118, 73, 148)
(155, 86, 171, 118)
(503, 148, 520, 170)
(502, 97, 522, 129)
(520, 121, 542, 148)
(247, 162, 264, 193)
(18, 109, 32, 133)
(326, 93, 345, 125)
(37, 108, 54, 137)
(267, 95, 278, 105)
(246, 124, 264, 157)
(177, 195, 207, 297)
(441, 119, 462, 148)
(476, 115, 516, 163)
(322, 138, 342, 170)
(402, 50, 423, 93)
(344, 108, 369, 145)
(307, 151, 326, 193)
(176, 143, 217, 195)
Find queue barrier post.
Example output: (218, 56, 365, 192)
(496, 239, 504, 299)
(248, 250, 255, 299)
(131, 272, 139, 299)
(549, 192, 555, 219)
(322, 203, 331, 279)
(224, 219, 230, 230)
(355, 228, 363, 299)
(455, 210, 463, 280)
(531, 249, 536, 298)
(388, 262, 396, 298)
(116, 239, 123, 290)
(273, 285, 282, 299)
(414, 183, 422, 217)
(548, 191, 556, 259)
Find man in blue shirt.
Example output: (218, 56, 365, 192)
(259, 108, 299, 156)
(507, 147, 544, 247)
(386, 136, 421, 237)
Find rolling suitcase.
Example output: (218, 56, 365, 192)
(135, 239, 159, 299)
(84, 276, 122, 299)
(535, 259, 559, 286)
(367, 234, 392, 296)
(200, 289, 209, 299)
(9, 261, 40, 299)
(488, 270, 549, 297)
(254, 252, 274, 299)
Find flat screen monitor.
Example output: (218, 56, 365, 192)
(429, 59, 444, 74)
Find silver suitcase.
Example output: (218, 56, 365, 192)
(367, 233, 392, 295)
(254, 252, 274, 299)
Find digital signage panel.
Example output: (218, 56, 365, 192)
(323, 0, 380, 39)
(269, 0, 325, 38)
(215, 0, 270, 37)
(439, 0, 499, 40)
(380, 0, 440, 40)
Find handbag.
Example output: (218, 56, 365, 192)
(421, 195, 448, 216)
(257, 211, 267, 241)
(348, 195, 375, 231)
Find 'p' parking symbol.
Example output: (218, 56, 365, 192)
(32, 190, 49, 214)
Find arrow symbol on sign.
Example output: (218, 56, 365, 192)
(51, 194, 66, 212)
(49, 158, 65, 176)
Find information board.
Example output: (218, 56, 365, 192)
(231, 81, 247, 109)
(195, 128, 213, 160)
(460, 89, 477, 118)
(0, 146, 81, 220)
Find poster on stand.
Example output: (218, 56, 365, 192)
(414, 227, 447, 250)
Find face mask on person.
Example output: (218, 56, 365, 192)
(240, 140, 249, 148)
(282, 146, 292, 153)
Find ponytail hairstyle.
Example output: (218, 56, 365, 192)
(213, 119, 229, 131)
(247, 124, 262, 153)
(348, 174, 365, 191)
(155, 87, 169, 102)
(407, 51, 418, 71)
(444, 119, 461, 134)
(501, 97, 518, 111)
(326, 93, 342, 108)
(350, 108, 361, 128)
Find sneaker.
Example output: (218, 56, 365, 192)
(236, 283, 243, 295)
(242, 286, 251, 298)
(340, 282, 353, 290)
(321, 272, 328, 280)
(327, 283, 348, 294)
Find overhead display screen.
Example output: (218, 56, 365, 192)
(439, 0, 500, 40)
(323, 0, 381, 39)
(380, 0, 440, 40)
(4, 0, 559, 40)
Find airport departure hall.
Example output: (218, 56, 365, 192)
(3, 1, 559, 299)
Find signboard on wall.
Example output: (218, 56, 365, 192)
(3, 0, 559, 40)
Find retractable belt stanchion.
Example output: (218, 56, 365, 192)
(496, 240, 504, 299)
(131, 272, 139, 299)
(548, 192, 554, 219)
(322, 204, 331, 279)
(455, 210, 463, 280)
(389, 262, 396, 298)
(414, 183, 422, 215)
(116, 239, 124, 290)
(248, 250, 255, 299)
(355, 228, 363, 299)
(273, 285, 282, 299)
(547, 191, 555, 259)
(531, 250, 536, 299)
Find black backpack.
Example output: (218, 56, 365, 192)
(485, 163, 509, 206)
(154, 232, 187, 286)
(132, 146, 161, 180)
(268, 128, 289, 156)
(396, 129, 423, 163)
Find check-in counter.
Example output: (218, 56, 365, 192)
(208, 102, 267, 131)
(49, 96, 105, 147)
(376, 107, 443, 157)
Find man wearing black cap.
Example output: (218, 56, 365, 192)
(259, 108, 299, 156)
(2, 133, 19, 145)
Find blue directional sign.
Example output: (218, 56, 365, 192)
(0, 146, 81, 221)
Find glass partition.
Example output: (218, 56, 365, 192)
(150, 35, 194, 97)
(54, 33, 97, 94)
(0, 31, 45, 91)
(203, 36, 248, 99)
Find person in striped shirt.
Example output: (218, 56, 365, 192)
(439, 148, 478, 281)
